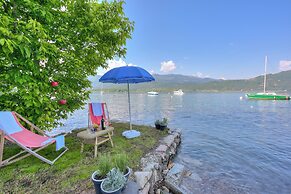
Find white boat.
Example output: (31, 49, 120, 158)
(147, 91, 159, 96)
(173, 89, 184, 95)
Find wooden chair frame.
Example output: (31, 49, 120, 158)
(0, 112, 68, 168)
(78, 127, 114, 158)
(88, 103, 114, 136)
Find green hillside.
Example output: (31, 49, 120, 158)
(91, 70, 291, 93)
(197, 70, 291, 92)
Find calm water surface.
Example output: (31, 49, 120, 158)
(57, 92, 291, 194)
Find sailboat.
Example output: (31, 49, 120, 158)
(246, 56, 290, 100)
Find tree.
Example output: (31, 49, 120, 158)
(0, 0, 134, 129)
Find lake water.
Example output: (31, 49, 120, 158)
(57, 92, 291, 194)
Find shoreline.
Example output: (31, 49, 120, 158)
(133, 129, 182, 193)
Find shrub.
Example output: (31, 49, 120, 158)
(102, 168, 126, 192)
(97, 154, 113, 179)
(113, 153, 128, 173)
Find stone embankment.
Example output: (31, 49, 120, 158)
(133, 129, 182, 194)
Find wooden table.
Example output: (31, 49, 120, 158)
(77, 127, 114, 158)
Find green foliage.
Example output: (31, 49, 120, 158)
(0, 0, 134, 129)
(155, 119, 160, 125)
(155, 118, 168, 126)
(102, 168, 126, 192)
(113, 153, 128, 173)
(160, 118, 168, 126)
(97, 153, 113, 179)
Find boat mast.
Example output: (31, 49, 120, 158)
(263, 56, 267, 93)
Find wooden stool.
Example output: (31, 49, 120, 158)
(77, 127, 114, 158)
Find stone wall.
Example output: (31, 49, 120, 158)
(134, 129, 181, 194)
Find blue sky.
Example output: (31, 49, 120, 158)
(104, 0, 291, 79)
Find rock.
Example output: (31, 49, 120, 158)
(184, 170, 192, 177)
(139, 182, 150, 194)
(167, 163, 185, 177)
(162, 135, 175, 147)
(134, 171, 152, 189)
(156, 144, 168, 153)
(172, 142, 177, 149)
(155, 152, 167, 162)
(166, 163, 185, 186)
(167, 161, 174, 169)
(162, 186, 170, 193)
(140, 154, 161, 169)
(189, 172, 202, 182)
(162, 169, 169, 175)
(169, 146, 176, 155)
(152, 169, 161, 183)
(134, 131, 182, 194)
(142, 162, 160, 171)
(122, 181, 139, 194)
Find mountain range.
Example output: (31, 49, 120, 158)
(90, 70, 291, 93)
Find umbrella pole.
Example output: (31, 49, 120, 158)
(127, 82, 132, 130)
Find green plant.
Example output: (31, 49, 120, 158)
(97, 154, 113, 179)
(113, 153, 128, 173)
(155, 120, 160, 125)
(102, 168, 126, 192)
(160, 118, 168, 126)
(0, 0, 134, 129)
(156, 118, 168, 126)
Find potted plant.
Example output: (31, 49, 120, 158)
(159, 118, 168, 130)
(113, 153, 131, 181)
(155, 119, 161, 129)
(92, 154, 113, 194)
(155, 118, 168, 130)
(100, 168, 126, 194)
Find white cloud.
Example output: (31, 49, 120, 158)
(160, 60, 176, 73)
(192, 72, 209, 78)
(193, 72, 203, 78)
(98, 58, 134, 75)
(279, 60, 291, 71)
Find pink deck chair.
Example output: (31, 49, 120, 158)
(0, 111, 68, 167)
(88, 102, 111, 128)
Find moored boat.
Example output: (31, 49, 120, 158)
(147, 91, 158, 96)
(246, 92, 290, 100)
(246, 56, 290, 100)
(173, 89, 184, 95)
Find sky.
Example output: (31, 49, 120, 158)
(101, 0, 291, 80)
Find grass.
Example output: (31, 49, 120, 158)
(0, 122, 167, 193)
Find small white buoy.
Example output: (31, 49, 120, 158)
(240, 96, 243, 100)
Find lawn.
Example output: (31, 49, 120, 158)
(0, 123, 167, 193)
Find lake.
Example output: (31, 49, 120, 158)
(56, 92, 291, 194)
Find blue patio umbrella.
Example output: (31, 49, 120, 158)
(99, 66, 155, 130)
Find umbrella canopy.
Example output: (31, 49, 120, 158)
(99, 66, 155, 130)
(99, 66, 154, 83)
